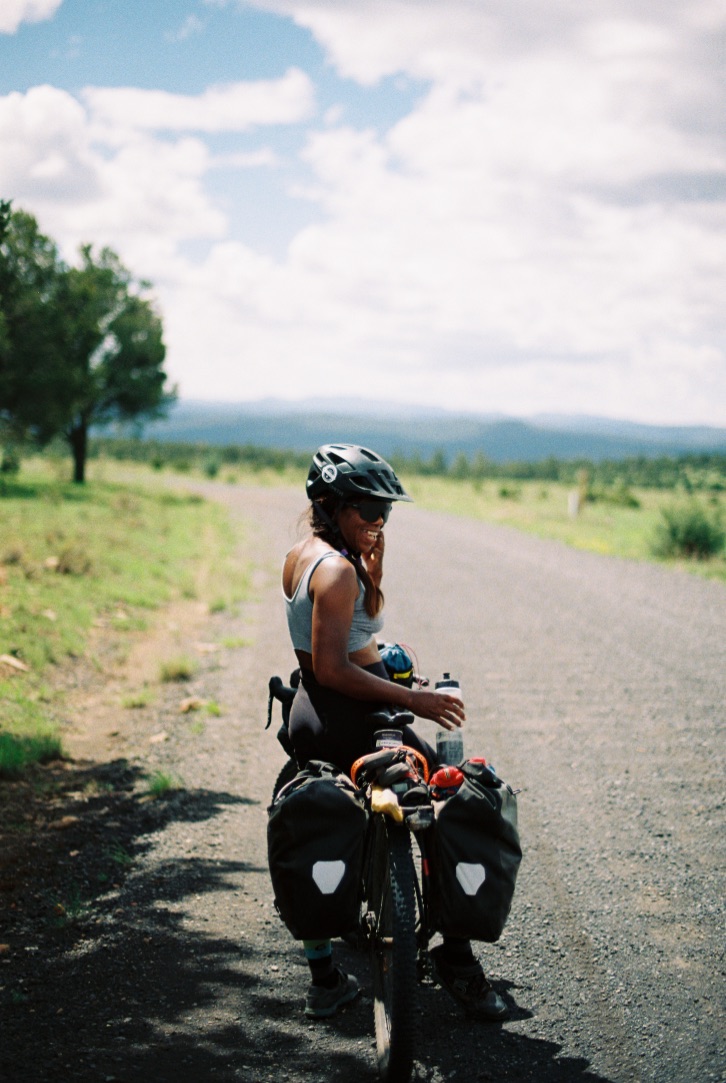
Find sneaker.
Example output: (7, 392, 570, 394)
(430, 945, 508, 1020)
(304, 968, 360, 1019)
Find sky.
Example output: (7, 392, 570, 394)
(1, 0, 725, 426)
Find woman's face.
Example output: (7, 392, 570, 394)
(336, 503, 387, 555)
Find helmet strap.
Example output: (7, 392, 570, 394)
(312, 501, 361, 563)
(311, 499, 339, 537)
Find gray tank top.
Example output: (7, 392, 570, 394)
(284, 551, 384, 653)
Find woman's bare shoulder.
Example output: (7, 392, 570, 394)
(283, 539, 348, 596)
(308, 548, 357, 599)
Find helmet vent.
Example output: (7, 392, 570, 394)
(370, 470, 395, 495)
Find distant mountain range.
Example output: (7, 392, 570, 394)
(129, 399, 726, 463)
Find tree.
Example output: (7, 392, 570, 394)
(0, 207, 175, 482)
(55, 244, 173, 482)
(0, 206, 67, 450)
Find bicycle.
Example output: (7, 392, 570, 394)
(267, 675, 436, 1083)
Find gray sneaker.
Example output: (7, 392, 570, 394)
(430, 945, 508, 1020)
(304, 968, 360, 1018)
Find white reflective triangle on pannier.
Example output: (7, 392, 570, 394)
(456, 862, 486, 896)
(312, 860, 346, 895)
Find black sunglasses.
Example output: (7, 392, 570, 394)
(347, 500, 392, 524)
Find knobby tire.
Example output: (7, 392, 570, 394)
(271, 757, 298, 800)
(367, 816, 418, 1083)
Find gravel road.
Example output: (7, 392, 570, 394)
(2, 482, 724, 1083)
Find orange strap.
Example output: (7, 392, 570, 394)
(350, 745, 430, 788)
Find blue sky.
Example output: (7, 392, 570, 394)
(1, 0, 725, 425)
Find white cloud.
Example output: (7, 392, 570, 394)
(0, 0, 62, 34)
(81, 68, 315, 134)
(3, 1, 725, 424)
(0, 84, 227, 268)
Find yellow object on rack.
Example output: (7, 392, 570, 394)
(370, 785, 404, 823)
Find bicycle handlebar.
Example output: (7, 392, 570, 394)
(267, 675, 297, 730)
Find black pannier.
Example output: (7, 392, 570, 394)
(430, 760, 522, 942)
(267, 760, 368, 940)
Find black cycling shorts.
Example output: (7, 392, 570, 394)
(288, 662, 435, 777)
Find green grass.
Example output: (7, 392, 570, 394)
(146, 770, 183, 797)
(0, 730, 63, 778)
(159, 657, 197, 682)
(53, 883, 89, 925)
(106, 842, 133, 867)
(0, 458, 250, 775)
(121, 687, 155, 709)
(220, 636, 252, 649)
(93, 453, 305, 492)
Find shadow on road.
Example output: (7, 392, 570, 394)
(1, 757, 615, 1083)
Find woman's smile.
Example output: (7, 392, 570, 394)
(338, 506, 384, 551)
(354, 524, 381, 553)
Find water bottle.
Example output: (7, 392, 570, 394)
(434, 673, 464, 765)
(435, 673, 462, 699)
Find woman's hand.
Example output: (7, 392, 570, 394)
(362, 528, 385, 587)
(408, 690, 466, 731)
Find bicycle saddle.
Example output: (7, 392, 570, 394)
(366, 707, 415, 729)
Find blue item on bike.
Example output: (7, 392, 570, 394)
(430, 759, 522, 942)
(267, 760, 368, 940)
(379, 643, 414, 687)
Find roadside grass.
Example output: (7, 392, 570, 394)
(90, 454, 304, 493)
(0, 730, 63, 776)
(0, 459, 250, 776)
(121, 686, 155, 709)
(91, 454, 725, 579)
(159, 657, 197, 682)
(406, 476, 726, 580)
(220, 636, 252, 649)
(146, 769, 183, 797)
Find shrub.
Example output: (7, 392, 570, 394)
(159, 657, 197, 682)
(588, 484, 641, 509)
(1, 448, 21, 475)
(146, 770, 183, 797)
(56, 544, 93, 576)
(650, 503, 725, 560)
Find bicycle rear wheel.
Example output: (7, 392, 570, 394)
(271, 756, 297, 800)
(366, 816, 418, 1082)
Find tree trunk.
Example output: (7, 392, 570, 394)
(69, 421, 87, 484)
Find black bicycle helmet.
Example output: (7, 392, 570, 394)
(306, 444, 413, 503)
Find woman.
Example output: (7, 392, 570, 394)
(282, 443, 507, 1021)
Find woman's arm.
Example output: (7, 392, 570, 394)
(309, 557, 465, 731)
